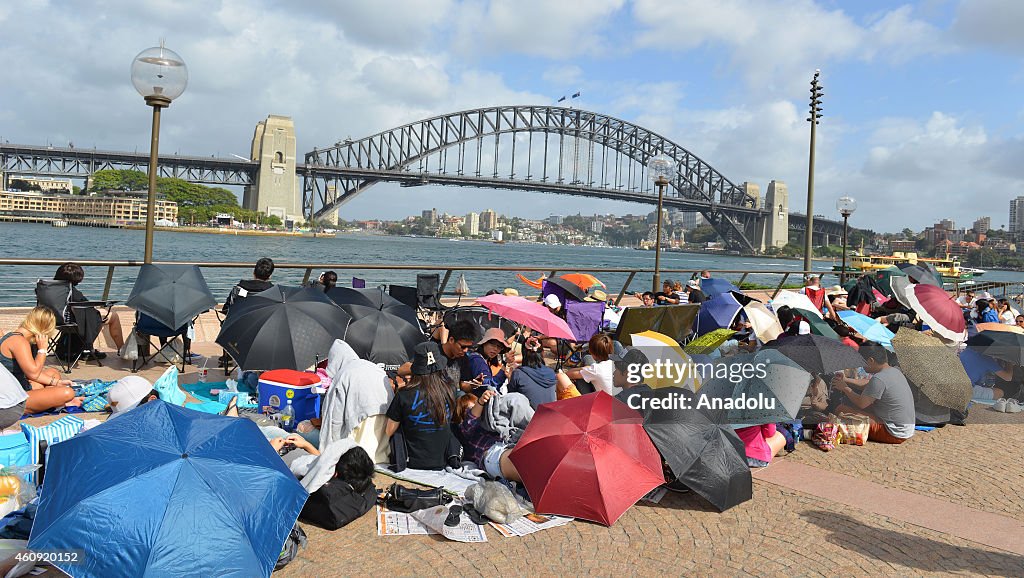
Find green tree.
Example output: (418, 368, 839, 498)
(262, 214, 282, 227)
(89, 169, 148, 192)
(8, 179, 40, 191)
(688, 225, 719, 244)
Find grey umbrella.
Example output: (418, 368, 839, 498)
(126, 264, 217, 330)
(697, 349, 812, 425)
(891, 329, 972, 412)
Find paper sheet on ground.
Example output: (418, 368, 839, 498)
(376, 505, 431, 536)
(489, 513, 573, 537)
(375, 465, 477, 496)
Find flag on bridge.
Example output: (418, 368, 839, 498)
(557, 96, 567, 102)
(572, 91, 581, 98)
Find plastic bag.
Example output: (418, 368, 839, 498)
(167, 336, 184, 365)
(121, 331, 139, 362)
(465, 481, 528, 524)
(0, 465, 40, 509)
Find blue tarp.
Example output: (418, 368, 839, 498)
(29, 400, 308, 578)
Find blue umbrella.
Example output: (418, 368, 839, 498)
(838, 310, 895, 350)
(700, 277, 742, 298)
(29, 401, 307, 578)
(959, 345, 1001, 385)
(696, 292, 742, 335)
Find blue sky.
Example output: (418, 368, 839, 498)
(1, 0, 1022, 232)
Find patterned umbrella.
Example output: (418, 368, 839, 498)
(683, 329, 736, 356)
(902, 284, 967, 343)
(892, 329, 972, 412)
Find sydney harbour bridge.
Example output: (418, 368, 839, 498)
(0, 105, 847, 253)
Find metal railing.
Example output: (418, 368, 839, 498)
(0, 258, 1020, 309)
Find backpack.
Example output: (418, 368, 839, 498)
(300, 480, 377, 530)
(275, 524, 307, 571)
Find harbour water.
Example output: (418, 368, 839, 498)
(0, 223, 1020, 306)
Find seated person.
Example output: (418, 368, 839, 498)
(830, 342, 915, 444)
(734, 423, 785, 467)
(505, 337, 557, 409)
(386, 342, 457, 470)
(320, 339, 393, 463)
(631, 291, 656, 307)
(610, 347, 653, 404)
(672, 281, 689, 305)
(400, 320, 483, 394)
(685, 280, 707, 304)
(561, 332, 617, 395)
(0, 307, 79, 413)
(451, 390, 522, 482)
(654, 280, 680, 305)
(972, 358, 1021, 402)
(223, 257, 275, 316)
(107, 375, 159, 415)
(309, 271, 338, 293)
(272, 435, 377, 530)
(464, 328, 515, 393)
(0, 365, 27, 430)
(53, 262, 124, 358)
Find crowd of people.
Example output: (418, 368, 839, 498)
(2, 258, 1021, 534)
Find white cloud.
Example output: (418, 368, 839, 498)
(541, 65, 584, 89)
(632, 0, 944, 92)
(451, 0, 626, 59)
(950, 0, 1024, 53)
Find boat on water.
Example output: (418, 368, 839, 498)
(831, 251, 982, 282)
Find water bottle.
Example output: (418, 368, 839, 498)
(280, 399, 296, 433)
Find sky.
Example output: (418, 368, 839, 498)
(1, 0, 1023, 233)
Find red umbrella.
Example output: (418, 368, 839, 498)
(475, 294, 576, 340)
(508, 392, 665, 526)
(902, 283, 967, 342)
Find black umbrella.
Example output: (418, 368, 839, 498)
(895, 262, 942, 287)
(216, 286, 352, 370)
(442, 306, 520, 340)
(126, 264, 217, 330)
(326, 287, 426, 370)
(543, 277, 588, 302)
(697, 350, 812, 425)
(632, 387, 752, 512)
(966, 330, 1024, 367)
(762, 334, 865, 375)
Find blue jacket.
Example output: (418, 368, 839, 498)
(506, 366, 557, 409)
(464, 352, 506, 388)
(980, 308, 1000, 324)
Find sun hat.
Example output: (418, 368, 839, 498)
(687, 280, 700, 289)
(826, 285, 848, 296)
(477, 328, 510, 352)
(543, 294, 561, 309)
(411, 341, 448, 375)
(502, 287, 519, 296)
(107, 375, 154, 414)
(586, 289, 609, 302)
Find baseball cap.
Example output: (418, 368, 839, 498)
(477, 328, 510, 352)
(411, 341, 448, 375)
(543, 294, 561, 309)
(609, 347, 650, 370)
(108, 375, 155, 414)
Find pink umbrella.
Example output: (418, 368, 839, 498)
(475, 294, 576, 340)
(902, 284, 967, 342)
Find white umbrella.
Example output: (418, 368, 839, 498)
(743, 301, 784, 343)
(769, 290, 823, 319)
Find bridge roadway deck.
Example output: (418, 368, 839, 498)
(5, 302, 1022, 577)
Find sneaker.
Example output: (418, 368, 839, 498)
(1005, 400, 1023, 414)
(993, 398, 1008, 412)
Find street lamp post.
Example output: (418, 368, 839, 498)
(647, 154, 676, 292)
(131, 43, 188, 263)
(804, 70, 823, 277)
(836, 196, 857, 284)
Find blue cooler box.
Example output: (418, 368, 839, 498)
(258, 369, 322, 421)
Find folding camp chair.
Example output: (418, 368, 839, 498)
(34, 279, 115, 373)
(131, 313, 192, 373)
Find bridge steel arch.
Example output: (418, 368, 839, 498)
(303, 106, 766, 252)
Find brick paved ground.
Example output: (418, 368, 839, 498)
(4, 305, 1024, 576)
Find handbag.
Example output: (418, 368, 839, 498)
(379, 483, 452, 513)
(300, 480, 377, 530)
(838, 412, 871, 446)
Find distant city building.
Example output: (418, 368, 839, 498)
(890, 239, 916, 252)
(590, 220, 604, 234)
(0, 190, 177, 223)
(548, 215, 563, 226)
(973, 216, 991, 235)
(491, 229, 504, 242)
(8, 176, 75, 194)
(678, 211, 705, 230)
(646, 209, 669, 225)
(939, 219, 955, 230)
(480, 208, 497, 231)
(465, 212, 479, 236)
(1009, 197, 1024, 233)
(422, 208, 438, 226)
